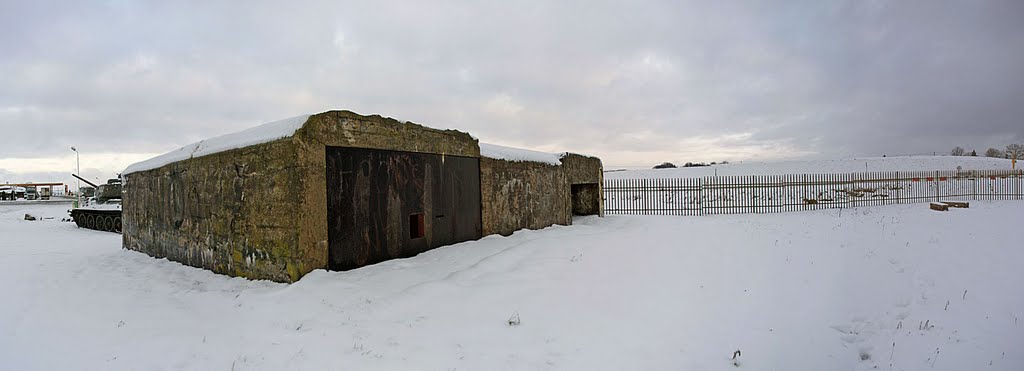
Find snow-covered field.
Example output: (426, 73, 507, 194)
(2, 200, 1022, 370)
(607, 156, 1018, 179)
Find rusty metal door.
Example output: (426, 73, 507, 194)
(326, 147, 481, 271)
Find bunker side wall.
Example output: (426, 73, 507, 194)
(122, 139, 305, 282)
(479, 157, 571, 236)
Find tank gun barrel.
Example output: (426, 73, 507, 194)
(72, 173, 99, 188)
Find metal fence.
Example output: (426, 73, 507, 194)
(603, 169, 1024, 216)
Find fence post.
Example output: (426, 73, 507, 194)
(894, 171, 899, 204)
(851, 172, 856, 209)
(698, 177, 704, 216)
(802, 174, 807, 211)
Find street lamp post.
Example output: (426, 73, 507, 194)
(71, 146, 79, 207)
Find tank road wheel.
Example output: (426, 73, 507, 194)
(113, 217, 122, 233)
(74, 214, 84, 228)
(103, 216, 114, 232)
(86, 214, 96, 229)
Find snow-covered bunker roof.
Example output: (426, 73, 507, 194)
(124, 112, 588, 174)
(479, 143, 564, 166)
(123, 115, 312, 175)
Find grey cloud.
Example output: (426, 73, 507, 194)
(2, 0, 1023, 173)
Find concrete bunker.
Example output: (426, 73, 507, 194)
(122, 110, 602, 282)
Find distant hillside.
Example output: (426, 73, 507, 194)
(605, 156, 1018, 179)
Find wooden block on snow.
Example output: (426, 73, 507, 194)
(942, 201, 969, 208)
(929, 202, 949, 211)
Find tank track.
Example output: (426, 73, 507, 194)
(70, 209, 122, 233)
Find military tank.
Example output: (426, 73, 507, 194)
(70, 174, 122, 233)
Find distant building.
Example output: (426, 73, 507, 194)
(122, 110, 602, 282)
(0, 183, 64, 200)
(0, 186, 21, 200)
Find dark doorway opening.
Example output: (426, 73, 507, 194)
(570, 183, 600, 216)
(410, 213, 425, 239)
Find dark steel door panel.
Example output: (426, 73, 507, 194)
(326, 147, 481, 271)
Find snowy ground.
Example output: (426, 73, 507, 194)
(2, 201, 1022, 370)
(607, 156, 1018, 178)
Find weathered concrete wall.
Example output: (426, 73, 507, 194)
(560, 153, 604, 185)
(122, 139, 306, 282)
(480, 158, 571, 236)
(292, 111, 480, 275)
(560, 153, 604, 216)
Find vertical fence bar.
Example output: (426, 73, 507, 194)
(740, 175, 745, 214)
(611, 178, 618, 214)
(696, 176, 704, 214)
(648, 178, 654, 215)
(785, 173, 790, 213)
(635, 178, 640, 214)
(626, 178, 632, 214)
(897, 170, 902, 205)
(630, 178, 638, 216)
(643, 178, 649, 216)
(630, 178, 635, 215)
(816, 172, 822, 211)
(606, 178, 612, 215)
(665, 178, 670, 216)
(837, 172, 843, 210)
(718, 175, 723, 215)
(633, 178, 638, 215)
(689, 177, 694, 215)
(617, 178, 623, 214)
(753, 175, 758, 214)
(619, 178, 625, 214)
(698, 177, 704, 216)
(672, 178, 677, 216)
(713, 175, 718, 215)
(612, 178, 617, 214)
(613, 178, 618, 214)
(666, 178, 671, 216)
(644, 178, 649, 215)
(637, 178, 643, 215)
(641, 178, 647, 216)
(973, 171, 977, 201)
(681, 177, 686, 216)
(757, 175, 761, 214)
(653, 178, 658, 214)
(802, 174, 807, 212)
(705, 176, 711, 215)
(605, 179, 611, 215)
(675, 177, 680, 216)
(613, 178, 619, 214)
(717, 175, 723, 215)
(616, 178, 622, 214)
(810, 173, 816, 212)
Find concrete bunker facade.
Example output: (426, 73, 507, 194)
(122, 110, 602, 282)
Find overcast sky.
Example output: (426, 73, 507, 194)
(2, 0, 1023, 186)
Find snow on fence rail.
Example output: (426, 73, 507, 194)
(603, 169, 1024, 216)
